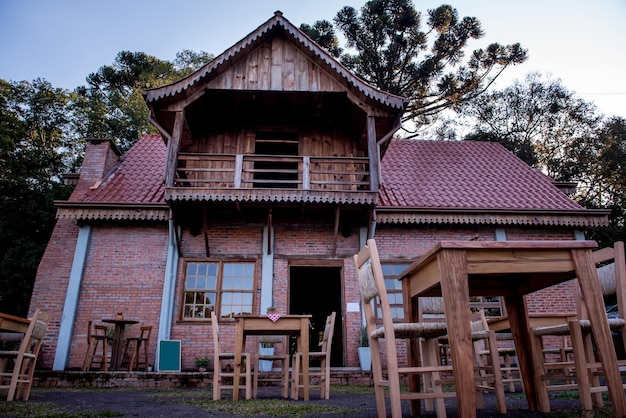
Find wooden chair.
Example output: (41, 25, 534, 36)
(253, 335, 290, 398)
(211, 312, 251, 400)
(82, 320, 112, 371)
(354, 239, 453, 418)
(424, 300, 507, 414)
(122, 325, 152, 371)
(530, 241, 626, 413)
(479, 332, 521, 392)
(291, 311, 336, 400)
(0, 309, 49, 401)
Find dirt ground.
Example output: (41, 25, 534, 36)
(1, 386, 600, 418)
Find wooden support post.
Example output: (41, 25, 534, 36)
(203, 204, 210, 258)
(332, 205, 340, 258)
(164, 111, 184, 188)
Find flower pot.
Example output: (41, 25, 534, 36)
(358, 346, 371, 371)
(259, 346, 274, 371)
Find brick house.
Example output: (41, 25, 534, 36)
(30, 12, 608, 371)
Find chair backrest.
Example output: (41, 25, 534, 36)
(578, 241, 626, 320)
(138, 326, 152, 342)
(87, 321, 109, 341)
(319, 312, 336, 356)
(17, 309, 49, 359)
(354, 239, 397, 350)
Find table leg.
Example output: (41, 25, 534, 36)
(300, 317, 310, 401)
(232, 320, 245, 400)
(438, 249, 476, 418)
(504, 294, 540, 411)
(573, 249, 626, 416)
(110, 324, 125, 370)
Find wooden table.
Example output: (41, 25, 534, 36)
(400, 240, 626, 418)
(101, 318, 139, 370)
(232, 315, 311, 400)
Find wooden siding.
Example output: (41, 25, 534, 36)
(208, 37, 343, 93)
(178, 127, 368, 192)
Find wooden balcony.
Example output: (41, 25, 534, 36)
(165, 153, 378, 205)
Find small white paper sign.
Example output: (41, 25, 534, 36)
(346, 302, 360, 312)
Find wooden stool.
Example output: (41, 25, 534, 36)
(122, 325, 152, 371)
(82, 321, 111, 371)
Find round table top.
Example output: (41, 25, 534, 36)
(101, 318, 140, 325)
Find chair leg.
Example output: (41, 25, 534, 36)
(291, 353, 301, 400)
(252, 355, 260, 399)
(485, 331, 507, 414)
(569, 320, 593, 412)
(212, 360, 220, 400)
(82, 340, 96, 371)
(281, 357, 289, 399)
(423, 337, 447, 418)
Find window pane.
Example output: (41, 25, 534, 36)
(183, 261, 253, 319)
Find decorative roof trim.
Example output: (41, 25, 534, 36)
(54, 201, 169, 221)
(143, 11, 408, 110)
(376, 209, 609, 227)
(56, 208, 169, 221)
(165, 189, 378, 205)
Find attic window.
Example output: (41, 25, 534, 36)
(254, 131, 299, 189)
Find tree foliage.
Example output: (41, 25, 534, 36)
(73, 50, 214, 151)
(303, 0, 527, 131)
(456, 73, 624, 245)
(0, 79, 74, 315)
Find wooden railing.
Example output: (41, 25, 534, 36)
(174, 153, 372, 192)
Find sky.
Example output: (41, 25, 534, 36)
(1, 0, 625, 119)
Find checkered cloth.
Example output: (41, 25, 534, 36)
(266, 312, 281, 322)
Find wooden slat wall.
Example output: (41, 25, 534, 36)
(210, 38, 342, 93)
(182, 127, 364, 191)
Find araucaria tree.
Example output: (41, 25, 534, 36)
(302, 0, 527, 132)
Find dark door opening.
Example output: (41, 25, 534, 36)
(289, 266, 343, 366)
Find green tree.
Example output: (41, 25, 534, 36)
(459, 73, 600, 180)
(0, 79, 73, 315)
(304, 0, 527, 131)
(74, 50, 214, 151)
(571, 117, 626, 244)
(457, 73, 624, 245)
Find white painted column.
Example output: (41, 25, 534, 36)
(260, 225, 274, 312)
(53, 225, 91, 371)
(155, 220, 180, 371)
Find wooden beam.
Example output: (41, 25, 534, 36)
(367, 115, 380, 192)
(203, 204, 210, 258)
(332, 205, 340, 258)
(164, 111, 184, 187)
(170, 209, 182, 256)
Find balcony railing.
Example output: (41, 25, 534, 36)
(173, 153, 372, 192)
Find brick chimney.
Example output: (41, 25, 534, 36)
(74, 138, 121, 193)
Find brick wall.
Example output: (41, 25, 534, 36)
(33, 212, 583, 371)
(30, 218, 81, 368)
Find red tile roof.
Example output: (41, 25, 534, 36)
(70, 134, 166, 204)
(73, 135, 585, 211)
(379, 139, 584, 211)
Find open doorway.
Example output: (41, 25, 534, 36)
(289, 266, 343, 366)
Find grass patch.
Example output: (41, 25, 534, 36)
(183, 398, 357, 417)
(0, 400, 122, 418)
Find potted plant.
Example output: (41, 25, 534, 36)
(194, 356, 210, 372)
(358, 326, 372, 371)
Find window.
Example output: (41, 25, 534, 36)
(378, 263, 410, 321)
(182, 261, 255, 320)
